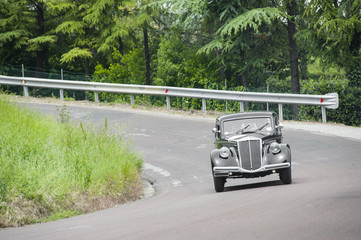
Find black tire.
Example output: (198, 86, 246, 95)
(213, 176, 226, 192)
(280, 166, 292, 184)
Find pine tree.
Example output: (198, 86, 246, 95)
(303, 0, 361, 86)
(0, 0, 57, 71)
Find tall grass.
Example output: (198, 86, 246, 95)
(0, 95, 143, 227)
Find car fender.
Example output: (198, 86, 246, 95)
(210, 147, 239, 168)
(265, 144, 291, 165)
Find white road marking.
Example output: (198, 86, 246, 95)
(171, 179, 183, 187)
(195, 144, 208, 149)
(128, 133, 150, 137)
(144, 163, 171, 177)
(143, 163, 183, 187)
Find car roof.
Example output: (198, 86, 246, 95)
(216, 111, 277, 122)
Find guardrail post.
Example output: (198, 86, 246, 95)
(131, 94, 135, 105)
(202, 98, 206, 114)
(166, 96, 170, 110)
(22, 64, 29, 97)
(240, 102, 244, 112)
(278, 104, 283, 120)
(94, 92, 99, 103)
(23, 84, 29, 97)
(60, 89, 64, 101)
(60, 69, 64, 101)
(321, 106, 326, 123)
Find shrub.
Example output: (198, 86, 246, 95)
(0, 96, 143, 227)
(299, 75, 361, 126)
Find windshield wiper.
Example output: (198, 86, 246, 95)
(248, 122, 269, 136)
(240, 122, 270, 135)
(257, 122, 269, 131)
(235, 124, 250, 134)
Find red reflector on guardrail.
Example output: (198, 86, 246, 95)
(165, 89, 168, 93)
(320, 98, 324, 103)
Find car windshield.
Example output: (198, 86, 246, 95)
(222, 117, 273, 138)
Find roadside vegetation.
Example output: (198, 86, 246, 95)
(0, 0, 360, 126)
(0, 95, 144, 227)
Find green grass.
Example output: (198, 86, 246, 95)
(0, 95, 143, 227)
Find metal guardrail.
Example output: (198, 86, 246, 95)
(0, 75, 339, 122)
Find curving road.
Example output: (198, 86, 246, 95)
(1, 102, 361, 240)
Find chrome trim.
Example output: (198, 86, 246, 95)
(264, 162, 290, 170)
(214, 167, 240, 171)
(213, 162, 290, 174)
(236, 136, 262, 171)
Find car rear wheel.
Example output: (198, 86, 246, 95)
(213, 176, 226, 192)
(279, 166, 292, 184)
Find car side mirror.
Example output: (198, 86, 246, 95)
(212, 128, 220, 134)
(276, 123, 283, 130)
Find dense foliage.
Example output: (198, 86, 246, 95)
(299, 75, 361, 126)
(1, 0, 360, 125)
(0, 96, 143, 227)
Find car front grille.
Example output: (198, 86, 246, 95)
(238, 138, 262, 171)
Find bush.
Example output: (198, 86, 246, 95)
(299, 76, 361, 126)
(92, 48, 147, 103)
(154, 35, 218, 88)
(0, 96, 143, 227)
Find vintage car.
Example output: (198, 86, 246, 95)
(210, 111, 292, 192)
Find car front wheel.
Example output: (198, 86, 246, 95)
(213, 176, 226, 192)
(279, 166, 292, 184)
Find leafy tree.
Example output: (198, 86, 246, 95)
(198, 0, 306, 117)
(155, 34, 217, 88)
(121, 0, 163, 85)
(94, 48, 146, 85)
(50, 0, 140, 76)
(0, 0, 57, 72)
(82, 0, 133, 60)
(201, 4, 288, 88)
(302, 0, 361, 86)
(49, 0, 96, 76)
(0, 0, 30, 65)
(274, 0, 306, 118)
(94, 0, 166, 86)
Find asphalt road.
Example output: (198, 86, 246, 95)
(1, 102, 361, 240)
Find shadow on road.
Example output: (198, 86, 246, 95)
(224, 180, 284, 192)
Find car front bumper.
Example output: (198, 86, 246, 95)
(213, 162, 291, 177)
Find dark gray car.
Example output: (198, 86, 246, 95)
(210, 111, 292, 192)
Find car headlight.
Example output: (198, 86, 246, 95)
(219, 147, 230, 158)
(270, 142, 281, 154)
